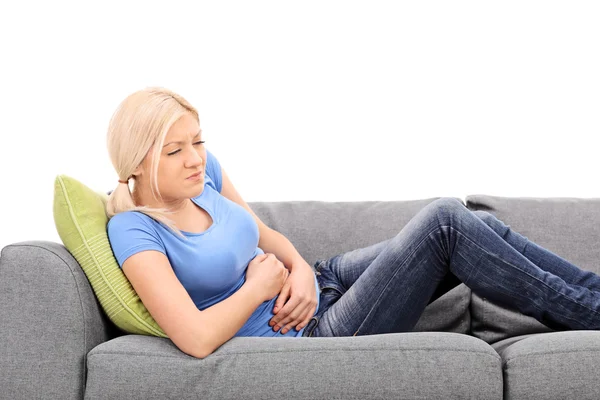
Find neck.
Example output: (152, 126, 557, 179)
(132, 185, 189, 213)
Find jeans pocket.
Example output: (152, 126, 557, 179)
(304, 286, 343, 337)
(316, 259, 346, 294)
(320, 286, 344, 297)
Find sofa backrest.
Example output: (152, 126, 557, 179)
(248, 196, 472, 335)
(466, 195, 600, 344)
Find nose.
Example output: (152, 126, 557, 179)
(184, 148, 203, 168)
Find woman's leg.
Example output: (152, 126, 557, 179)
(472, 210, 600, 290)
(309, 197, 600, 337)
(319, 209, 600, 299)
(315, 236, 462, 308)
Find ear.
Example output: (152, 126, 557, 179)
(132, 162, 144, 177)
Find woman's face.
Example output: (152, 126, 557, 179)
(135, 113, 206, 208)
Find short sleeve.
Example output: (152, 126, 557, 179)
(205, 149, 223, 193)
(107, 212, 166, 268)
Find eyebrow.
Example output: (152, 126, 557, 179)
(163, 130, 202, 147)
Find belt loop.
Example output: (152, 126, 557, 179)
(314, 259, 325, 276)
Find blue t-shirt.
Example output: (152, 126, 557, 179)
(107, 148, 320, 337)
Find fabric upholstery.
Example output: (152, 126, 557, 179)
(492, 331, 600, 399)
(85, 332, 502, 399)
(466, 195, 600, 344)
(0, 241, 114, 399)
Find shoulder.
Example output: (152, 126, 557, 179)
(107, 211, 166, 267)
(107, 211, 161, 244)
(107, 210, 153, 233)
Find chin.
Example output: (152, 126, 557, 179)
(190, 185, 204, 197)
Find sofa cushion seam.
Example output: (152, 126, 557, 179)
(90, 348, 501, 363)
(504, 348, 600, 367)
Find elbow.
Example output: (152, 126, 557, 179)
(189, 349, 209, 360)
(195, 343, 218, 359)
(174, 329, 214, 360)
(180, 342, 212, 359)
(192, 339, 214, 359)
(190, 336, 216, 359)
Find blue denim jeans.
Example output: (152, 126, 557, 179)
(302, 197, 600, 337)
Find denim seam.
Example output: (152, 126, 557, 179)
(316, 258, 345, 295)
(307, 318, 318, 337)
(353, 220, 599, 337)
(315, 259, 326, 274)
(448, 226, 600, 323)
(352, 224, 444, 336)
(455, 226, 592, 329)
(320, 286, 344, 295)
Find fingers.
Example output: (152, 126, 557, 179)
(273, 305, 306, 334)
(294, 302, 318, 332)
(271, 301, 315, 334)
(270, 297, 301, 332)
(281, 305, 313, 334)
(296, 306, 317, 331)
(273, 284, 290, 313)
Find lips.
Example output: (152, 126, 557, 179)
(187, 171, 203, 179)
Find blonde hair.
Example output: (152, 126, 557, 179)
(106, 87, 199, 239)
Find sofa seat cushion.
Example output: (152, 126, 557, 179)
(86, 332, 502, 399)
(492, 331, 600, 399)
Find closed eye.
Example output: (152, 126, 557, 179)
(167, 141, 205, 156)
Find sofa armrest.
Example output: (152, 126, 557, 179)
(0, 241, 118, 399)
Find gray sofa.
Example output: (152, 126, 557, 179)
(2, 194, 600, 400)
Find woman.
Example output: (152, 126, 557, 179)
(106, 87, 600, 359)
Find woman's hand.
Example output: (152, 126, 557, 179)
(245, 253, 290, 302)
(269, 261, 318, 334)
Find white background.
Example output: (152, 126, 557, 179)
(1, 1, 598, 251)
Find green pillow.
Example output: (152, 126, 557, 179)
(53, 174, 167, 338)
